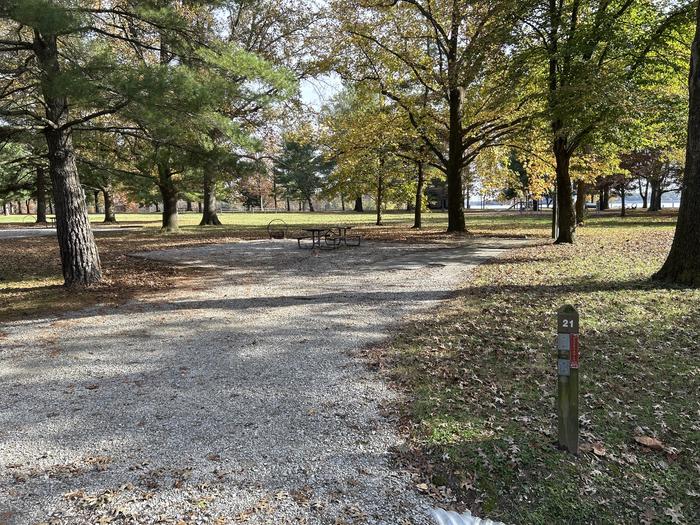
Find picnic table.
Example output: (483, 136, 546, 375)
(298, 225, 361, 249)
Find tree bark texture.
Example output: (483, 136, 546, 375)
(354, 196, 363, 212)
(157, 160, 178, 232)
(35, 166, 47, 223)
(103, 188, 117, 223)
(413, 161, 424, 228)
(34, 31, 101, 286)
(554, 140, 576, 243)
(446, 87, 466, 232)
(655, 5, 700, 285)
(200, 168, 222, 226)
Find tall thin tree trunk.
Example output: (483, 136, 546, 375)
(446, 87, 466, 232)
(2, 203, 7, 215)
(553, 140, 576, 243)
(341, 195, 345, 211)
(103, 188, 117, 223)
(198, 201, 202, 213)
(286, 197, 290, 211)
(16, 201, 22, 214)
(413, 161, 424, 229)
(35, 166, 47, 223)
(200, 168, 222, 226)
(34, 31, 101, 286)
(620, 185, 626, 217)
(158, 160, 178, 232)
(655, 4, 700, 285)
(186, 200, 193, 212)
(93, 190, 100, 214)
(551, 186, 557, 239)
(575, 180, 586, 225)
(273, 177, 278, 210)
(307, 197, 315, 212)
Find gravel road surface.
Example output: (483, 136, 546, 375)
(0, 238, 526, 524)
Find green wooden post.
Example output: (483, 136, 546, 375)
(556, 305, 579, 454)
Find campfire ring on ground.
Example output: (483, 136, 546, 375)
(267, 219, 288, 239)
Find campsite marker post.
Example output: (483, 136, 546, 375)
(556, 305, 579, 454)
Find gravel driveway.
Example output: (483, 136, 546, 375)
(0, 238, 526, 524)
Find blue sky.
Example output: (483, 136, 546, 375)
(300, 74, 343, 110)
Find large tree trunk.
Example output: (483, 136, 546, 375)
(413, 161, 424, 229)
(654, 188, 663, 210)
(446, 87, 466, 232)
(553, 140, 576, 243)
(575, 180, 586, 225)
(158, 160, 178, 232)
(44, 127, 102, 285)
(200, 168, 222, 226)
(103, 188, 117, 223)
(655, 7, 700, 285)
(186, 200, 193, 212)
(35, 166, 47, 223)
(35, 31, 101, 286)
(599, 185, 610, 210)
(639, 178, 649, 208)
(307, 198, 315, 212)
(648, 181, 661, 211)
(354, 196, 363, 212)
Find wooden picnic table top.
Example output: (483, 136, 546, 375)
(302, 225, 353, 232)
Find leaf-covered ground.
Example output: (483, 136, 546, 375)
(373, 211, 699, 524)
(0, 210, 546, 320)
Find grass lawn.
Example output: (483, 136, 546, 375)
(374, 211, 698, 524)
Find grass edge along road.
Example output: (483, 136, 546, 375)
(374, 213, 699, 524)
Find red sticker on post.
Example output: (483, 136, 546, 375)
(570, 334, 579, 368)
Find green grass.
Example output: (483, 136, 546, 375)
(380, 212, 699, 524)
(0, 210, 419, 226)
(0, 209, 556, 236)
